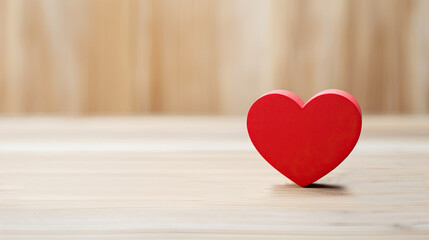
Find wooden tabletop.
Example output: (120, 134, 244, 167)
(0, 116, 428, 239)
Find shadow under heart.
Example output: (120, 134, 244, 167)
(271, 182, 349, 197)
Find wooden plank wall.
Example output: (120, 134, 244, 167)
(0, 0, 428, 114)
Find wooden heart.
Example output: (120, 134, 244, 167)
(247, 89, 362, 187)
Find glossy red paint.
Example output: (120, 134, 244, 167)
(247, 89, 362, 187)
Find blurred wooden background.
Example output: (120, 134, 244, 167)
(0, 0, 428, 115)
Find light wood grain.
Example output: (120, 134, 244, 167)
(0, 0, 429, 114)
(0, 116, 428, 239)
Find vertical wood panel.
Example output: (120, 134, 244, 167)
(410, 0, 429, 113)
(0, 0, 428, 114)
(217, 0, 272, 114)
(150, 0, 219, 113)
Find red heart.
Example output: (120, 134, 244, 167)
(247, 89, 362, 187)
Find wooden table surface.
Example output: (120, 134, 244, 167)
(0, 116, 428, 239)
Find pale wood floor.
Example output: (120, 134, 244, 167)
(0, 116, 428, 239)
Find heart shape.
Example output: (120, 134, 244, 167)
(247, 89, 362, 187)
